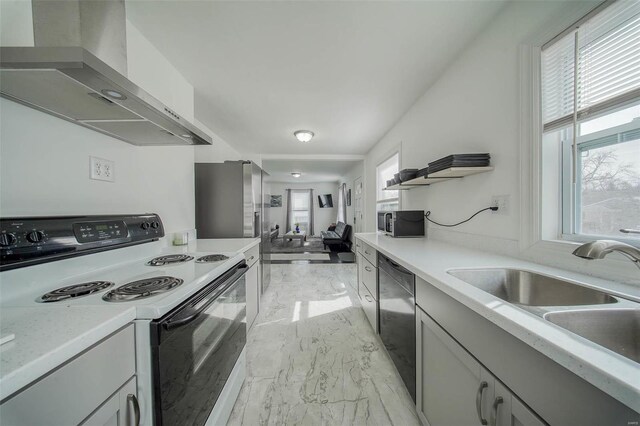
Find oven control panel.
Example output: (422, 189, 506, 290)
(0, 214, 164, 271)
(73, 221, 127, 243)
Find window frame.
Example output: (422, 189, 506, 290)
(559, 117, 640, 245)
(538, 1, 640, 248)
(517, 0, 640, 282)
(376, 151, 401, 212)
(290, 189, 310, 231)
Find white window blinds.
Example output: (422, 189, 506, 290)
(542, 0, 640, 131)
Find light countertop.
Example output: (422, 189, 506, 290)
(0, 305, 136, 401)
(0, 237, 260, 402)
(170, 238, 260, 255)
(355, 232, 640, 412)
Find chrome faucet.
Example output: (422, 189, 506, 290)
(573, 240, 640, 269)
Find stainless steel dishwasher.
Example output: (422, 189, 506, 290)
(378, 253, 416, 402)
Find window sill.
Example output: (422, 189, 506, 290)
(522, 239, 640, 285)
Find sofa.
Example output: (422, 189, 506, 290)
(270, 225, 279, 241)
(321, 222, 352, 251)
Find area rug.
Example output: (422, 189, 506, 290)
(337, 252, 355, 262)
(270, 253, 331, 261)
(269, 236, 329, 253)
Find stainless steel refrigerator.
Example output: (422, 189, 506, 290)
(195, 161, 270, 291)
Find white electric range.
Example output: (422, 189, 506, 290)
(0, 214, 254, 426)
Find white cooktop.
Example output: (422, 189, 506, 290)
(0, 238, 258, 319)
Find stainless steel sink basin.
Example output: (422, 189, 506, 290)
(447, 268, 617, 306)
(545, 309, 640, 363)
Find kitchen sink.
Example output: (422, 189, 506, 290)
(545, 309, 640, 363)
(447, 268, 618, 306)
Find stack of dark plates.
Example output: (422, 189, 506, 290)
(416, 167, 429, 178)
(428, 153, 490, 174)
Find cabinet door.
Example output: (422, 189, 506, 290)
(356, 252, 363, 297)
(118, 377, 139, 426)
(416, 307, 490, 426)
(492, 380, 546, 426)
(246, 262, 260, 330)
(82, 377, 138, 426)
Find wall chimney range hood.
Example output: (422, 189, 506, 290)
(0, 46, 212, 146)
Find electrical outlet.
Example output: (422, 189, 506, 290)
(491, 195, 510, 215)
(90, 156, 115, 182)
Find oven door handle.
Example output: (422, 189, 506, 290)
(163, 264, 248, 330)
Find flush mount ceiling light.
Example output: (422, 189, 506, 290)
(101, 89, 127, 100)
(294, 130, 314, 143)
(291, 172, 302, 178)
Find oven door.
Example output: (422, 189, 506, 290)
(150, 262, 247, 426)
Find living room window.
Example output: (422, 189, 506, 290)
(290, 190, 310, 232)
(376, 152, 400, 212)
(541, 0, 640, 244)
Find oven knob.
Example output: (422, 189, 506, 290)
(141, 222, 150, 230)
(26, 230, 45, 243)
(151, 221, 160, 229)
(0, 233, 17, 247)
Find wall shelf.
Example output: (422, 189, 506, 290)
(384, 166, 494, 190)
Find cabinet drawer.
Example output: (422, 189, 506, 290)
(359, 242, 377, 267)
(360, 283, 378, 333)
(361, 257, 378, 300)
(0, 325, 136, 426)
(244, 244, 259, 267)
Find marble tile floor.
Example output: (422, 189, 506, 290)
(228, 263, 420, 426)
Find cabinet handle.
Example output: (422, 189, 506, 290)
(248, 255, 255, 261)
(490, 396, 504, 426)
(475, 381, 488, 425)
(364, 266, 372, 272)
(364, 294, 373, 302)
(364, 250, 371, 255)
(127, 394, 140, 426)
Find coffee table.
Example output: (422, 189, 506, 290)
(283, 231, 306, 247)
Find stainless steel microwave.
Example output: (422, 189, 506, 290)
(380, 210, 425, 237)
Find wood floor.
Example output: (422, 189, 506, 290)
(228, 263, 420, 425)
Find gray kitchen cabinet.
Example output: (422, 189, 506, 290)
(416, 276, 637, 425)
(356, 251, 363, 295)
(356, 239, 378, 333)
(246, 261, 260, 330)
(491, 380, 545, 426)
(360, 281, 378, 333)
(416, 306, 493, 426)
(416, 307, 546, 426)
(82, 377, 139, 426)
(0, 325, 137, 426)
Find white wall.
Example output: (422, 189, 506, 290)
(0, 98, 195, 235)
(126, 18, 195, 121)
(0, 16, 246, 237)
(268, 181, 339, 236)
(340, 161, 364, 234)
(363, 0, 587, 244)
(0, 1, 34, 46)
(193, 118, 243, 163)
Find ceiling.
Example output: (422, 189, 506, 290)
(126, 1, 507, 155)
(262, 159, 362, 183)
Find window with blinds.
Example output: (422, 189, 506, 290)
(542, 0, 640, 131)
(541, 0, 640, 242)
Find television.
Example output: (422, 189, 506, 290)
(318, 194, 334, 208)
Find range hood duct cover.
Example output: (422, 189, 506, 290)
(0, 47, 211, 146)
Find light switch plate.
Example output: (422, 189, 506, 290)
(90, 156, 115, 182)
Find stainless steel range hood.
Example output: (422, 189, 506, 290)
(0, 46, 211, 146)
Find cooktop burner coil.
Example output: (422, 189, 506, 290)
(147, 254, 194, 266)
(102, 276, 183, 302)
(195, 254, 230, 263)
(38, 281, 115, 303)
